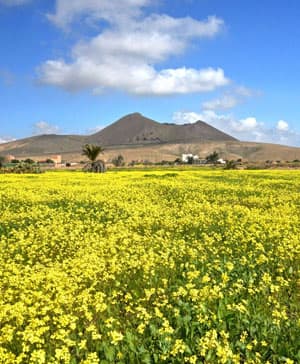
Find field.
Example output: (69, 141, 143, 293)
(0, 170, 299, 364)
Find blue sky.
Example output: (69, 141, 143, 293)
(0, 0, 299, 146)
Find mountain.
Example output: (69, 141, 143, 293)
(89, 112, 237, 145)
(0, 134, 87, 157)
(0, 112, 236, 156)
(1, 112, 300, 162)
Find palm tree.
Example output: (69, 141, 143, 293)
(82, 144, 104, 162)
(82, 144, 106, 173)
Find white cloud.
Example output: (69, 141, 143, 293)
(172, 110, 300, 146)
(234, 86, 258, 98)
(0, 136, 15, 144)
(39, 59, 228, 96)
(33, 121, 60, 135)
(48, 0, 151, 28)
(0, 0, 31, 6)
(233, 117, 259, 132)
(172, 111, 202, 124)
(173, 110, 235, 128)
(194, 110, 264, 140)
(276, 120, 289, 132)
(202, 94, 240, 110)
(39, 2, 228, 95)
(202, 86, 259, 111)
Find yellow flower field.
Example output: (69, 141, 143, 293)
(0, 170, 299, 363)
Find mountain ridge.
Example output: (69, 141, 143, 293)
(1, 112, 300, 162)
(89, 112, 237, 146)
(0, 112, 236, 156)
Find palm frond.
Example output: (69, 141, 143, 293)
(82, 144, 104, 162)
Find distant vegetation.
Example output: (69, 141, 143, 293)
(45, 158, 55, 164)
(0, 161, 42, 174)
(0, 156, 50, 174)
(206, 151, 220, 164)
(1, 152, 300, 173)
(11, 159, 20, 163)
(224, 160, 238, 170)
(112, 154, 125, 167)
(23, 158, 35, 164)
(0, 155, 5, 168)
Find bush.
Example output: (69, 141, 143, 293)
(45, 159, 55, 164)
(174, 158, 182, 165)
(206, 151, 219, 164)
(23, 158, 35, 164)
(224, 160, 237, 170)
(0, 155, 5, 168)
(0, 162, 42, 174)
(112, 155, 125, 167)
(187, 156, 194, 165)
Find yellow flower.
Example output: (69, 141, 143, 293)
(110, 331, 124, 345)
(0, 170, 299, 362)
(171, 339, 186, 356)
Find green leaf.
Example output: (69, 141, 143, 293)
(125, 331, 137, 352)
(141, 353, 152, 364)
(104, 345, 115, 361)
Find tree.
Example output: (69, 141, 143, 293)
(24, 158, 35, 164)
(224, 160, 237, 170)
(112, 154, 125, 167)
(82, 144, 106, 173)
(82, 144, 104, 162)
(187, 156, 194, 165)
(0, 156, 5, 168)
(206, 151, 219, 164)
(45, 159, 54, 164)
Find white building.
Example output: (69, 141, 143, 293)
(181, 154, 194, 163)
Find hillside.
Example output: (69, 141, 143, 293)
(89, 112, 237, 145)
(0, 134, 87, 157)
(1, 112, 300, 162)
(45, 141, 300, 164)
(0, 112, 236, 156)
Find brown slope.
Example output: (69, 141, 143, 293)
(0, 134, 87, 157)
(88, 112, 237, 145)
(90, 141, 300, 163)
(35, 141, 300, 164)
